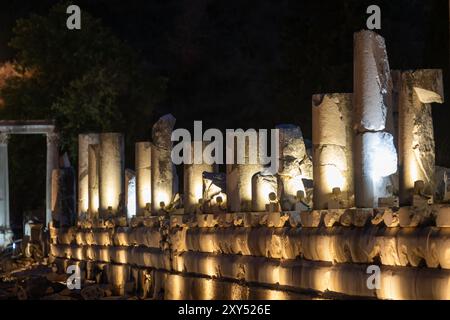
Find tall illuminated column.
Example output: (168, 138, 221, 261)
(312, 93, 354, 209)
(88, 144, 100, 218)
(0, 133, 12, 248)
(78, 134, 99, 218)
(98, 133, 124, 217)
(151, 114, 176, 213)
(398, 70, 444, 205)
(135, 142, 151, 216)
(46, 132, 60, 225)
(353, 30, 398, 208)
(184, 142, 216, 214)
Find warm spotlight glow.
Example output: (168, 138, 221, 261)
(324, 165, 345, 192)
(156, 191, 170, 208)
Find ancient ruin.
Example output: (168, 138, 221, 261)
(0, 30, 449, 301)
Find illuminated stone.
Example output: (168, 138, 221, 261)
(354, 132, 398, 208)
(99, 133, 125, 217)
(353, 30, 398, 208)
(226, 137, 263, 212)
(125, 169, 136, 219)
(398, 69, 444, 205)
(184, 142, 216, 214)
(202, 172, 227, 214)
(135, 142, 151, 216)
(251, 172, 278, 212)
(151, 114, 177, 213)
(78, 134, 99, 218)
(88, 144, 100, 218)
(276, 124, 313, 210)
(312, 93, 354, 210)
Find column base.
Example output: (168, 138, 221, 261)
(0, 227, 14, 250)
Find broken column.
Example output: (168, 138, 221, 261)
(202, 172, 227, 213)
(252, 171, 278, 211)
(78, 134, 99, 218)
(398, 69, 444, 205)
(88, 144, 100, 218)
(135, 142, 151, 216)
(151, 114, 177, 213)
(0, 133, 12, 248)
(184, 142, 216, 214)
(51, 167, 76, 227)
(98, 133, 125, 218)
(276, 125, 313, 210)
(46, 132, 60, 225)
(226, 134, 263, 212)
(353, 30, 398, 208)
(312, 94, 354, 209)
(125, 169, 136, 219)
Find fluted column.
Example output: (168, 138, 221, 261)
(78, 134, 99, 218)
(0, 133, 10, 230)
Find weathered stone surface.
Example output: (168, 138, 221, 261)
(51, 168, 76, 227)
(202, 172, 226, 214)
(135, 142, 151, 216)
(88, 144, 100, 218)
(125, 169, 136, 219)
(312, 93, 354, 210)
(99, 133, 125, 217)
(399, 70, 444, 205)
(353, 30, 393, 132)
(150, 115, 177, 213)
(78, 134, 99, 216)
(354, 132, 398, 208)
(251, 172, 278, 212)
(276, 124, 313, 211)
(151, 114, 176, 150)
(184, 142, 216, 214)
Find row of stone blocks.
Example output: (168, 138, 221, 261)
(50, 248, 450, 300)
(52, 221, 450, 269)
(75, 205, 450, 232)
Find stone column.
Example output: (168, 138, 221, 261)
(46, 132, 60, 225)
(398, 69, 444, 205)
(353, 30, 398, 208)
(151, 114, 176, 213)
(312, 93, 354, 209)
(78, 134, 99, 218)
(184, 142, 216, 214)
(0, 133, 12, 248)
(276, 124, 313, 210)
(252, 172, 278, 211)
(88, 144, 100, 218)
(226, 136, 263, 212)
(135, 142, 151, 216)
(99, 133, 124, 217)
(125, 169, 136, 219)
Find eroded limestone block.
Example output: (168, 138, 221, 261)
(300, 210, 323, 228)
(436, 206, 450, 227)
(276, 124, 313, 210)
(312, 93, 354, 210)
(354, 30, 393, 132)
(251, 172, 278, 211)
(399, 70, 444, 205)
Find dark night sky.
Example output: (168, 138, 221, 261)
(0, 0, 449, 162)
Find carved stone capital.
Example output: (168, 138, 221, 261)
(46, 132, 60, 145)
(0, 133, 10, 145)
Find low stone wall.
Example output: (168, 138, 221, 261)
(49, 210, 450, 300)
